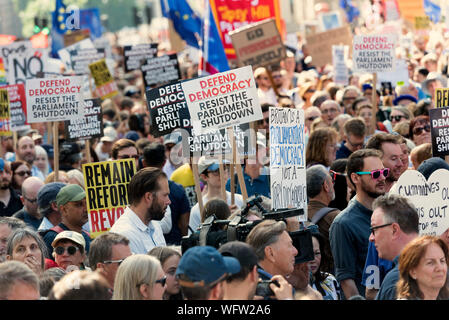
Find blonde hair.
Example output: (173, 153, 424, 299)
(45, 171, 69, 184)
(113, 254, 162, 300)
(35, 145, 50, 177)
(67, 169, 84, 188)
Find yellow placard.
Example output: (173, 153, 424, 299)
(436, 88, 449, 109)
(0, 89, 11, 136)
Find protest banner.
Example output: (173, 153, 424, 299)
(64, 98, 103, 141)
(123, 43, 158, 73)
(269, 107, 307, 220)
(141, 53, 181, 89)
(332, 45, 349, 86)
(435, 88, 449, 109)
(0, 41, 31, 75)
(429, 106, 449, 157)
(229, 18, 285, 70)
(83, 159, 137, 238)
(69, 48, 105, 75)
(391, 169, 449, 236)
(0, 88, 11, 136)
(4, 84, 28, 132)
(88, 59, 119, 100)
(58, 38, 95, 72)
(377, 59, 409, 87)
(305, 25, 353, 68)
(181, 65, 263, 133)
(210, 0, 283, 61)
(352, 34, 396, 73)
(25, 76, 85, 123)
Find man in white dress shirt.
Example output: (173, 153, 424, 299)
(110, 167, 171, 254)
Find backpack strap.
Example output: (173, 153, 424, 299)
(49, 225, 64, 234)
(311, 207, 336, 225)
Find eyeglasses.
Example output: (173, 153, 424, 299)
(118, 154, 140, 160)
(356, 168, 390, 180)
(306, 116, 319, 121)
(16, 170, 31, 177)
(389, 115, 406, 122)
(347, 139, 364, 149)
(370, 223, 393, 235)
(321, 108, 338, 114)
(54, 246, 80, 255)
(329, 170, 347, 183)
(412, 124, 430, 136)
(23, 196, 37, 203)
(155, 275, 167, 287)
(103, 258, 125, 266)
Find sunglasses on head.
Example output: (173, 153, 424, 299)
(389, 115, 406, 122)
(412, 124, 430, 136)
(329, 170, 347, 183)
(55, 245, 80, 255)
(356, 168, 390, 180)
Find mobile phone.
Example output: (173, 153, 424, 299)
(255, 279, 279, 297)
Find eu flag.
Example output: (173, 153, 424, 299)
(160, 0, 202, 49)
(340, 0, 360, 23)
(424, 0, 441, 23)
(51, 0, 68, 57)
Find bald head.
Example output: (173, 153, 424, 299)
(21, 177, 44, 216)
(17, 136, 36, 165)
(320, 100, 341, 126)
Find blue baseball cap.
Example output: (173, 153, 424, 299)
(393, 94, 418, 105)
(37, 182, 66, 211)
(176, 246, 240, 287)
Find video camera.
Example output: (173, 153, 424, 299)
(181, 195, 315, 264)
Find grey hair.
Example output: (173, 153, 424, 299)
(0, 261, 39, 299)
(331, 114, 352, 132)
(6, 228, 47, 270)
(246, 220, 287, 261)
(306, 164, 331, 199)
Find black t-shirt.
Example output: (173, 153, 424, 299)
(0, 188, 24, 217)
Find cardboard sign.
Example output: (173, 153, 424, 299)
(25, 76, 85, 123)
(89, 59, 119, 100)
(430, 107, 449, 157)
(391, 169, 449, 236)
(353, 34, 396, 73)
(4, 84, 28, 132)
(0, 89, 11, 136)
(83, 159, 136, 238)
(69, 48, 105, 75)
(146, 81, 187, 138)
(435, 88, 449, 108)
(269, 107, 306, 220)
(229, 18, 285, 69)
(332, 45, 349, 85)
(123, 43, 158, 73)
(141, 53, 181, 89)
(65, 98, 103, 141)
(181, 65, 263, 133)
(305, 25, 353, 68)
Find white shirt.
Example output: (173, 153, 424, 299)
(188, 191, 244, 235)
(37, 217, 54, 232)
(257, 88, 277, 105)
(109, 206, 166, 254)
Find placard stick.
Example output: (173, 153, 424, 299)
(191, 158, 204, 218)
(372, 73, 378, 132)
(53, 122, 59, 182)
(141, 71, 146, 100)
(85, 140, 92, 163)
(229, 127, 248, 202)
(266, 66, 280, 98)
(445, 155, 449, 166)
(12, 131, 18, 154)
(230, 128, 236, 206)
(47, 123, 52, 144)
(218, 153, 227, 201)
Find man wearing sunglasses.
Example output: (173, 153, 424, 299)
(330, 149, 387, 299)
(51, 230, 87, 271)
(111, 138, 140, 168)
(336, 118, 366, 160)
(12, 177, 44, 230)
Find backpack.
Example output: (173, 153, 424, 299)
(310, 207, 336, 225)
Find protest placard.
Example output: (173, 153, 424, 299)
(319, 11, 342, 31)
(83, 159, 136, 238)
(0, 57, 6, 85)
(4, 84, 28, 132)
(25, 76, 85, 123)
(332, 45, 349, 85)
(89, 59, 119, 100)
(0, 88, 11, 136)
(69, 48, 105, 75)
(269, 107, 307, 220)
(414, 16, 430, 30)
(64, 98, 103, 141)
(123, 43, 158, 73)
(391, 169, 449, 236)
(181, 65, 263, 133)
(377, 59, 409, 87)
(58, 38, 95, 72)
(0, 41, 31, 75)
(353, 34, 396, 73)
(435, 88, 449, 108)
(305, 25, 353, 68)
(429, 106, 449, 157)
(141, 53, 181, 89)
(229, 18, 285, 69)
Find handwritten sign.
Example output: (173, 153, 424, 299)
(83, 159, 136, 238)
(269, 107, 307, 220)
(353, 34, 396, 73)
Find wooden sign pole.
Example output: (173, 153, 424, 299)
(230, 128, 236, 206)
(372, 73, 378, 133)
(85, 140, 92, 163)
(53, 122, 59, 182)
(218, 153, 227, 201)
(47, 123, 52, 144)
(191, 157, 204, 218)
(228, 127, 248, 202)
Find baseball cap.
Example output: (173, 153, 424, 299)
(176, 246, 240, 287)
(100, 126, 118, 143)
(218, 241, 258, 270)
(51, 230, 86, 250)
(197, 156, 220, 174)
(41, 144, 54, 159)
(417, 157, 449, 180)
(124, 130, 139, 142)
(163, 131, 182, 145)
(56, 184, 86, 206)
(37, 182, 66, 211)
(59, 142, 82, 163)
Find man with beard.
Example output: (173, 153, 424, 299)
(0, 159, 23, 217)
(110, 167, 170, 254)
(330, 149, 387, 299)
(12, 136, 44, 180)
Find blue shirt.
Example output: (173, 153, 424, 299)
(329, 198, 373, 297)
(226, 166, 270, 198)
(336, 142, 352, 160)
(375, 256, 399, 300)
(362, 241, 394, 290)
(164, 180, 191, 245)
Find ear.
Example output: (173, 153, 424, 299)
(322, 180, 330, 193)
(96, 262, 105, 271)
(209, 281, 224, 300)
(391, 223, 400, 239)
(264, 246, 276, 263)
(250, 266, 259, 283)
(20, 196, 25, 205)
(139, 284, 150, 299)
(409, 269, 417, 280)
(350, 172, 360, 186)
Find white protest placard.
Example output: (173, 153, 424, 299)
(0, 41, 32, 75)
(181, 65, 263, 133)
(25, 76, 85, 123)
(7, 48, 57, 84)
(269, 107, 307, 220)
(353, 34, 396, 73)
(332, 45, 349, 86)
(390, 169, 449, 236)
(58, 38, 95, 72)
(377, 59, 409, 87)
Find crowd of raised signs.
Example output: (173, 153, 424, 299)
(2, 17, 449, 301)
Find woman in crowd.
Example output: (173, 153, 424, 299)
(148, 246, 183, 300)
(409, 115, 431, 146)
(328, 159, 350, 211)
(389, 106, 413, 128)
(306, 127, 339, 169)
(113, 254, 166, 300)
(34, 145, 51, 178)
(51, 231, 88, 271)
(11, 160, 32, 195)
(397, 235, 449, 300)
